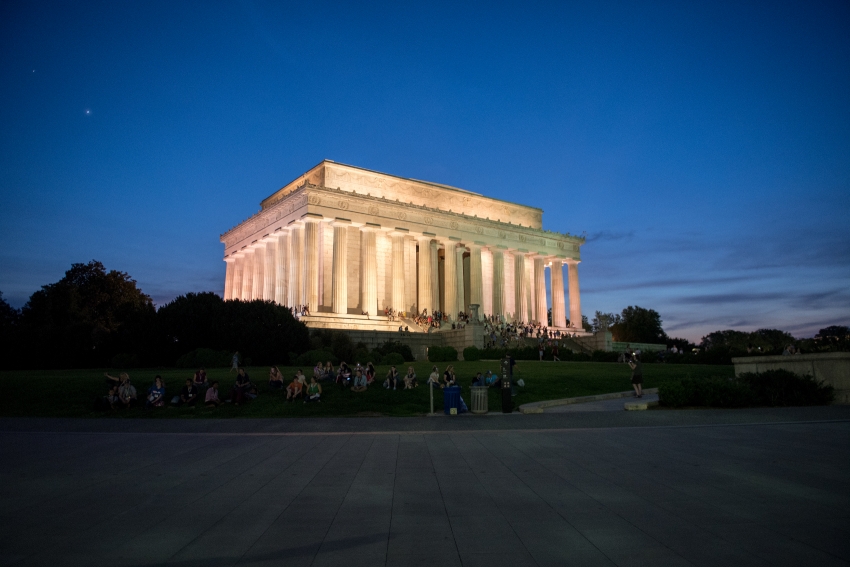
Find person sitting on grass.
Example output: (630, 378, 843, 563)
(286, 375, 304, 401)
(472, 372, 484, 387)
(323, 361, 334, 380)
(351, 369, 368, 392)
(205, 381, 222, 407)
(427, 366, 442, 389)
(295, 369, 307, 386)
(117, 376, 137, 409)
(403, 366, 418, 389)
(105, 371, 129, 386)
(146, 376, 166, 408)
(95, 386, 119, 411)
(230, 368, 251, 405)
(365, 362, 376, 384)
(484, 370, 499, 388)
(172, 378, 199, 407)
(193, 367, 208, 390)
(268, 366, 284, 390)
(304, 376, 322, 402)
(312, 363, 324, 381)
(336, 362, 351, 387)
(384, 366, 399, 390)
(443, 365, 457, 388)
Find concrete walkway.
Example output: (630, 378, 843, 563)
(1, 407, 849, 567)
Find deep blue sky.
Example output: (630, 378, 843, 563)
(2, 0, 848, 342)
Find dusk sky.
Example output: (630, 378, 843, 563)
(1, 0, 848, 342)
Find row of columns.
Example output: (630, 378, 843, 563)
(224, 221, 582, 327)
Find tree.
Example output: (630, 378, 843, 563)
(749, 328, 795, 353)
(816, 326, 850, 341)
(17, 261, 155, 368)
(700, 330, 751, 351)
(156, 293, 310, 366)
(609, 306, 667, 344)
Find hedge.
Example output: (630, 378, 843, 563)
(428, 346, 458, 362)
(659, 369, 834, 408)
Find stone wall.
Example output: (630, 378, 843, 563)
(732, 352, 850, 404)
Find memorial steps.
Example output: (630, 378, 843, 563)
(297, 313, 428, 333)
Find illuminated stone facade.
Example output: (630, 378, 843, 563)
(221, 160, 585, 332)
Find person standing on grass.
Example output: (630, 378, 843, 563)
(552, 343, 560, 361)
(230, 352, 240, 373)
(205, 381, 222, 407)
(628, 354, 643, 398)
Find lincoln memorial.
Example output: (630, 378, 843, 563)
(220, 160, 586, 334)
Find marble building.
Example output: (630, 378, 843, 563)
(220, 161, 585, 332)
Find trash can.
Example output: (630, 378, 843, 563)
(443, 386, 461, 415)
(470, 386, 489, 414)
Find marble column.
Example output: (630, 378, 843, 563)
(513, 251, 526, 322)
(242, 249, 254, 301)
(304, 218, 320, 313)
(456, 246, 466, 315)
(231, 256, 244, 301)
(550, 259, 566, 328)
(417, 236, 432, 315)
(492, 249, 505, 317)
(534, 256, 547, 325)
(332, 222, 348, 314)
(288, 225, 302, 307)
(275, 231, 288, 305)
(469, 244, 483, 319)
(525, 256, 534, 323)
(224, 258, 235, 301)
(252, 243, 265, 300)
(263, 240, 276, 302)
(391, 233, 406, 313)
(442, 242, 457, 320)
(430, 240, 439, 312)
(567, 260, 582, 329)
(360, 227, 377, 316)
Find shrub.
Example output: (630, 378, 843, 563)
(463, 346, 482, 361)
(741, 369, 834, 406)
(383, 352, 406, 366)
(591, 350, 619, 362)
(175, 348, 231, 368)
(375, 341, 414, 362)
(659, 369, 834, 408)
(295, 349, 338, 367)
(428, 346, 458, 362)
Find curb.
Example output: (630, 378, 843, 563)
(519, 388, 659, 414)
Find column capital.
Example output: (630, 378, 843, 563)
(331, 218, 352, 227)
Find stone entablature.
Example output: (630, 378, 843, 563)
(222, 183, 584, 258)
(220, 161, 586, 330)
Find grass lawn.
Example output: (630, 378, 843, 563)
(0, 360, 733, 418)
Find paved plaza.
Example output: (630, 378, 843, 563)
(1, 407, 849, 567)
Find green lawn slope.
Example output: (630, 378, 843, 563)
(0, 360, 733, 418)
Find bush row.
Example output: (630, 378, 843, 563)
(428, 346, 458, 362)
(659, 369, 834, 408)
